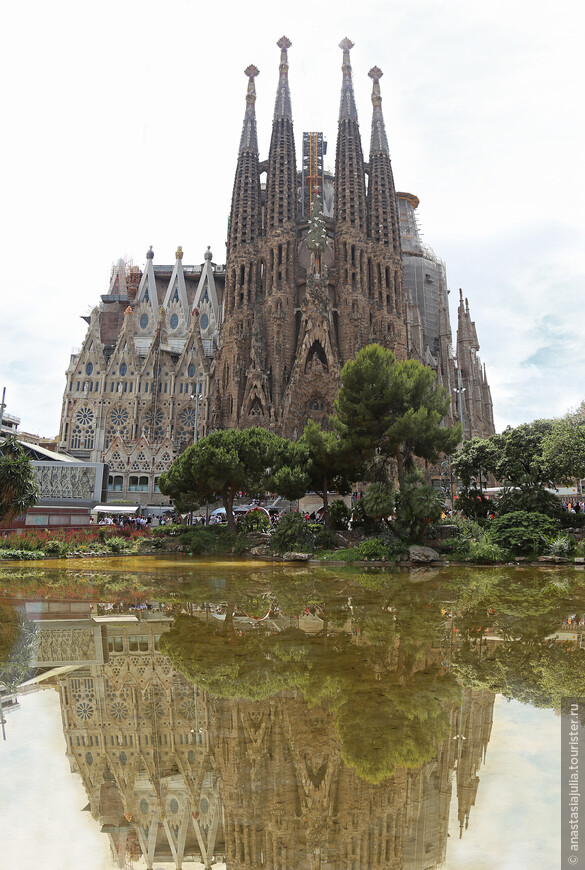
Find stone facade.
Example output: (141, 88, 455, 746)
(212, 38, 494, 439)
(58, 37, 494, 504)
(59, 249, 224, 507)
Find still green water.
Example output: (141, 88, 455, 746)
(1, 556, 584, 869)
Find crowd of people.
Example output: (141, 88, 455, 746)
(92, 513, 178, 528)
(562, 502, 584, 513)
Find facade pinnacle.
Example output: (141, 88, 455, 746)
(369, 66, 390, 155)
(339, 38, 358, 121)
(273, 37, 293, 119)
(239, 65, 260, 154)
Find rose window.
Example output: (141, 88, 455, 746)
(145, 409, 164, 426)
(110, 700, 129, 722)
(75, 700, 95, 721)
(179, 700, 197, 720)
(76, 407, 94, 426)
(111, 407, 129, 426)
(180, 408, 196, 427)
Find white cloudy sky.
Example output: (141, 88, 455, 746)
(2, 0, 584, 437)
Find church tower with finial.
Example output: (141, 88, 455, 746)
(213, 37, 494, 439)
(366, 65, 408, 359)
(59, 37, 494, 503)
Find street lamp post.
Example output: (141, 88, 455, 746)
(453, 369, 466, 440)
(189, 378, 203, 526)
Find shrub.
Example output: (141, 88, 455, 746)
(487, 511, 558, 555)
(546, 534, 575, 557)
(350, 499, 381, 535)
(467, 540, 510, 563)
(232, 535, 250, 555)
(559, 511, 585, 529)
(270, 513, 315, 554)
(456, 488, 493, 520)
(329, 499, 351, 530)
(438, 537, 471, 558)
(357, 538, 390, 560)
(314, 528, 337, 550)
(43, 540, 70, 556)
(177, 525, 236, 555)
(394, 472, 443, 544)
(495, 486, 562, 518)
(574, 540, 585, 558)
(239, 510, 271, 534)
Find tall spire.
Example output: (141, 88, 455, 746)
(239, 64, 260, 154)
(273, 36, 292, 119)
(228, 66, 262, 253)
(265, 37, 297, 230)
(334, 38, 367, 232)
(368, 66, 389, 155)
(367, 66, 400, 252)
(338, 37, 358, 121)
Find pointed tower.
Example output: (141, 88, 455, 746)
(456, 290, 494, 438)
(261, 36, 299, 425)
(265, 36, 297, 234)
(366, 66, 408, 359)
(215, 65, 263, 428)
(334, 39, 369, 363)
(161, 246, 191, 351)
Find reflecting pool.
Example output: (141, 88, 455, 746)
(1, 557, 584, 869)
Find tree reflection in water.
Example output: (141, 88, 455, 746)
(1, 562, 584, 867)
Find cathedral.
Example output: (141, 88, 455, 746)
(58, 37, 494, 506)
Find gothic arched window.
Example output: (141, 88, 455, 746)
(105, 406, 129, 447)
(70, 406, 95, 450)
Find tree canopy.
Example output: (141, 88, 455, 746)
(335, 344, 461, 486)
(297, 419, 361, 528)
(453, 417, 585, 516)
(158, 427, 307, 530)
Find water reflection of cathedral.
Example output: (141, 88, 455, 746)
(50, 619, 494, 869)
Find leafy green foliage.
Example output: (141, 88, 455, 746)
(349, 499, 381, 535)
(454, 488, 493, 520)
(298, 420, 359, 529)
(541, 413, 585, 484)
(270, 513, 315, 554)
(177, 525, 242, 555)
(393, 471, 444, 544)
(467, 539, 510, 563)
(362, 481, 395, 526)
(453, 419, 585, 519)
(159, 427, 307, 531)
(238, 509, 271, 534)
(0, 436, 39, 522)
(335, 344, 461, 485)
(546, 534, 575, 557)
(329, 499, 351, 530)
(487, 511, 559, 555)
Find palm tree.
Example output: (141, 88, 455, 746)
(0, 435, 39, 522)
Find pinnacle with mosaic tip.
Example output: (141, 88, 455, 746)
(277, 36, 291, 50)
(244, 64, 259, 80)
(175, 246, 183, 260)
(368, 66, 383, 83)
(339, 37, 354, 51)
(146, 246, 154, 260)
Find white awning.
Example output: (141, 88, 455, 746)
(91, 505, 140, 514)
